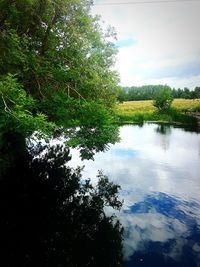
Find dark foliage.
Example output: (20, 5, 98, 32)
(0, 143, 123, 267)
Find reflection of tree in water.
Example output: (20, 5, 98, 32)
(65, 124, 120, 160)
(155, 124, 172, 135)
(155, 124, 172, 151)
(0, 124, 120, 177)
(0, 141, 123, 267)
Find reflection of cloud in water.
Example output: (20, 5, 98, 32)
(69, 124, 200, 202)
(119, 192, 200, 266)
(68, 124, 200, 266)
(112, 148, 139, 158)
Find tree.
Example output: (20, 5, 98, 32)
(193, 87, 200, 99)
(117, 87, 128, 102)
(153, 87, 173, 111)
(117, 85, 174, 101)
(0, 0, 120, 165)
(0, 0, 119, 136)
(182, 87, 191, 99)
(0, 3, 123, 265)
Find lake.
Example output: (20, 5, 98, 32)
(69, 123, 200, 267)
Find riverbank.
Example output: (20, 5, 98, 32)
(116, 99, 200, 124)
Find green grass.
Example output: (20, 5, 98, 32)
(116, 99, 200, 124)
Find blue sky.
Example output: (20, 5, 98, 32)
(92, 0, 200, 89)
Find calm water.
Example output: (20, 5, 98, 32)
(69, 123, 200, 267)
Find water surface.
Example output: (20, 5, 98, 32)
(69, 123, 200, 267)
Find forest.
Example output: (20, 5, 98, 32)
(117, 85, 200, 102)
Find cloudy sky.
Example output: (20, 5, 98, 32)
(91, 0, 200, 89)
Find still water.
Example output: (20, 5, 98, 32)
(69, 123, 200, 267)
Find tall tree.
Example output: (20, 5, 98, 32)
(0, 0, 120, 166)
(0, 0, 119, 134)
(0, 3, 123, 265)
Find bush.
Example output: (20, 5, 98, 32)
(153, 87, 173, 111)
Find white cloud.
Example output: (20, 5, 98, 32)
(120, 211, 188, 260)
(92, 0, 200, 89)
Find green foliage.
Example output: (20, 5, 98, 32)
(0, 0, 118, 114)
(192, 87, 200, 99)
(192, 105, 200, 112)
(162, 108, 197, 124)
(117, 87, 128, 102)
(0, 0, 120, 149)
(0, 74, 55, 137)
(40, 95, 115, 128)
(0, 3, 123, 265)
(117, 85, 173, 101)
(0, 143, 123, 267)
(153, 87, 173, 111)
(118, 85, 200, 102)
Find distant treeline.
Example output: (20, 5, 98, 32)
(117, 85, 200, 102)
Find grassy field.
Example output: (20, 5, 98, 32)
(116, 99, 200, 124)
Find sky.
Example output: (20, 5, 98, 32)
(91, 0, 200, 89)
